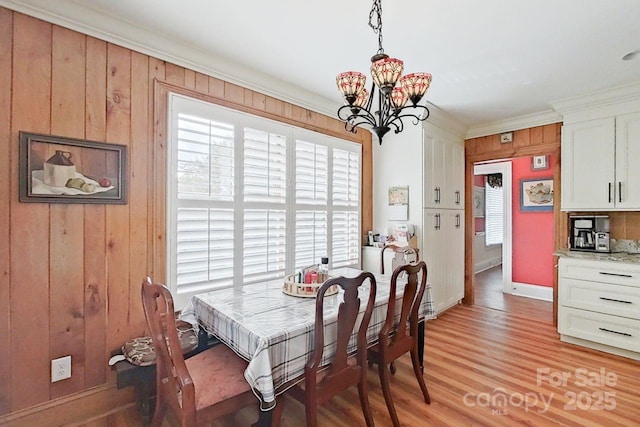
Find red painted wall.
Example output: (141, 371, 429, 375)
(511, 155, 555, 287)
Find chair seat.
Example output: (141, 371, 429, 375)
(186, 344, 252, 411)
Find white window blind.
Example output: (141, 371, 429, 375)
(167, 94, 361, 307)
(332, 149, 360, 267)
(485, 182, 504, 246)
(294, 140, 329, 268)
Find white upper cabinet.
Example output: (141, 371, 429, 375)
(561, 113, 640, 211)
(614, 112, 640, 209)
(423, 126, 464, 209)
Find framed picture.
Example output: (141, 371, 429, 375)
(388, 186, 409, 206)
(531, 155, 549, 170)
(520, 178, 553, 212)
(473, 186, 485, 218)
(19, 132, 127, 204)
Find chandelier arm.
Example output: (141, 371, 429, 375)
(392, 105, 431, 124)
(349, 111, 378, 128)
(337, 104, 378, 129)
(384, 114, 404, 134)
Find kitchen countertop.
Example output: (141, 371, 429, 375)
(554, 249, 640, 264)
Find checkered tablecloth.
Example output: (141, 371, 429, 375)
(179, 267, 434, 407)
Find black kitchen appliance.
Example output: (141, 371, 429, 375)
(569, 215, 610, 252)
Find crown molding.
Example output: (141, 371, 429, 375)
(424, 102, 468, 139)
(0, 0, 338, 118)
(465, 110, 562, 139)
(550, 81, 640, 123)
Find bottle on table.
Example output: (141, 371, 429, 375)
(318, 257, 329, 282)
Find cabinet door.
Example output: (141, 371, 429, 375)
(424, 128, 464, 209)
(615, 112, 640, 209)
(423, 209, 446, 312)
(445, 210, 465, 304)
(445, 142, 465, 209)
(423, 209, 465, 313)
(561, 118, 615, 210)
(423, 133, 445, 208)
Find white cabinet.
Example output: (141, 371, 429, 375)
(423, 128, 464, 209)
(422, 123, 465, 314)
(614, 112, 640, 209)
(561, 112, 640, 211)
(558, 257, 640, 360)
(423, 209, 464, 313)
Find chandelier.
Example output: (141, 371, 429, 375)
(336, 0, 432, 145)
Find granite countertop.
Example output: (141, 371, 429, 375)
(554, 249, 640, 264)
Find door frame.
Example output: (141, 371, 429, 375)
(473, 161, 513, 293)
(463, 124, 564, 325)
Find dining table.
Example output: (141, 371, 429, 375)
(179, 266, 435, 416)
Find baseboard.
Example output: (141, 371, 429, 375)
(474, 258, 502, 274)
(0, 383, 135, 427)
(510, 282, 553, 302)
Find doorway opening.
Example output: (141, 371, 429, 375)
(472, 157, 554, 323)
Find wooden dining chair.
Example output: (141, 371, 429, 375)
(367, 262, 430, 427)
(380, 244, 419, 275)
(140, 277, 258, 427)
(285, 272, 377, 427)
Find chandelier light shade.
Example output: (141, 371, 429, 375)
(336, 0, 431, 144)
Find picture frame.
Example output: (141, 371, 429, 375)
(388, 186, 409, 221)
(531, 155, 549, 170)
(388, 185, 409, 206)
(520, 178, 553, 212)
(19, 131, 127, 204)
(473, 186, 485, 218)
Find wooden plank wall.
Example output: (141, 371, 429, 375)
(0, 7, 372, 417)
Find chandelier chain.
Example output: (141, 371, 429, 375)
(368, 0, 384, 54)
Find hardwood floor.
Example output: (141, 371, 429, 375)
(98, 285, 640, 427)
(474, 265, 554, 324)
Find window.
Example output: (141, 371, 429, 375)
(167, 94, 361, 306)
(485, 179, 503, 246)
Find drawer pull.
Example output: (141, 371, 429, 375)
(599, 297, 632, 304)
(599, 272, 633, 278)
(598, 327, 632, 337)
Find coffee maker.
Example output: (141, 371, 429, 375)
(569, 215, 610, 252)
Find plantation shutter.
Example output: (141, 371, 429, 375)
(295, 140, 329, 268)
(175, 112, 235, 293)
(242, 127, 287, 282)
(332, 149, 360, 267)
(485, 183, 504, 245)
(168, 94, 361, 307)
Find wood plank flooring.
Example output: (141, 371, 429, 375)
(96, 273, 640, 427)
(474, 265, 554, 324)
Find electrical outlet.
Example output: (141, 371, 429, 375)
(51, 355, 71, 382)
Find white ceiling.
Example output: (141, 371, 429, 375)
(4, 0, 640, 133)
